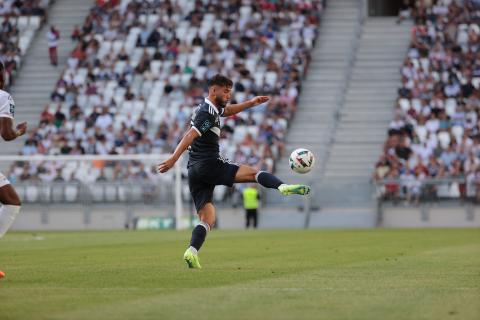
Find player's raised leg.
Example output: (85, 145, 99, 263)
(184, 202, 215, 269)
(234, 165, 310, 195)
(0, 183, 22, 238)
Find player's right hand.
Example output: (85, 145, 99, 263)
(157, 157, 176, 173)
(16, 122, 27, 137)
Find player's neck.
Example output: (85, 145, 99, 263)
(206, 96, 219, 108)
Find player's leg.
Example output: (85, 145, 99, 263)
(0, 178, 22, 238)
(184, 202, 215, 269)
(234, 165, 310, 195)
(252, 209, 258, 229)
(235, 165, 282, 185)
(184, 166, 216, 268)
(0, 184, 21, 279)
(189, 202, 215, 253)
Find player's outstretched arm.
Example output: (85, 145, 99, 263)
(0, 118, 27, 141)
(157, 127, 200, 173)
(222, 96, 269, 117)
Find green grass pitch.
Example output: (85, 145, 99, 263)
(0, 229, 479, 320)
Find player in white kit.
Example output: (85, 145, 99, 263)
(0, 61, 27, 238)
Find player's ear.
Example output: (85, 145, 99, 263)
(208, 86, 214, 95)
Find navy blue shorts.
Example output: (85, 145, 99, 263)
(188, 158, 240, 212)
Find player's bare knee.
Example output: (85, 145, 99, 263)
(235, 165, 258, 183)
(243, 170, 257, 181)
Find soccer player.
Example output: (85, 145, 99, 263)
(158, 74, 310, 269)
(0, 61, 27, 240)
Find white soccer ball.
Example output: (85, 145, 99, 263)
(289, 148, 315, 174)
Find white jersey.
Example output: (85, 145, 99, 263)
(46, 31, 58, 48)
(0, 89, 15, 120)
(0, 89, 14, 187)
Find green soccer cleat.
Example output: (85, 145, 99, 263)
(183, 248, 202, 269)
(278, 184, 311, 196)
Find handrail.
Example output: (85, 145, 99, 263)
(0, 154, 168, 162)
(374, 178, 479, 185)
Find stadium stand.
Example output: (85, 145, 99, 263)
(0, 0, 50, 88)
(374, 0, 480, 203)
(7, 0, 323, 202)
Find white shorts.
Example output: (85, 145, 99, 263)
(0, 171, 11, 188)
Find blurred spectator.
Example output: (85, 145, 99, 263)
(71, 25, 81, 41)
(243, 184, 259, 229)
(13, 0, 324, 185)
(376, 0, 480, 202)
(46, 25, 60, 66)
(0, 0, 50, 87)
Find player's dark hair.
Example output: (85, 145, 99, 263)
(207, 74, 233, 88)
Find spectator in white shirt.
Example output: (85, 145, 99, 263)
(95, 108, 113, 130)
(425, 115, 440, 133)
(389, 114, 405, 131)
(444, 79, 460, 97)
(46, 25, 60, 66)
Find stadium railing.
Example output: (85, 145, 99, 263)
(0, 154, 190, 229)
(374, 178, 480, 203)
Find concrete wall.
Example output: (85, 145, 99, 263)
(9, 203, 480, 231)
(218, 207, 378, 229)
(12, 204, 174, 231)
(381, 205, 480, 228)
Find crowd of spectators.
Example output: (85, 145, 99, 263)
(375, 0, 480, 204)
(0, 0, 49, 88)
(8, 0, 322, 188)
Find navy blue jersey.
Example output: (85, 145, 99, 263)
(188, 99, 225, 166)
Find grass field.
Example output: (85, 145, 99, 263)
(0, 229, 479, 320)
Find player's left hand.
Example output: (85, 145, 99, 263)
(15, 122, 27, 137)
(157, 157, 176, 173)
(251, 96, 269, 106)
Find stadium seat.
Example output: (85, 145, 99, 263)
(451, 126, 464, 143)
(17, 16, 29, 31)
(437, 131, 451, 150)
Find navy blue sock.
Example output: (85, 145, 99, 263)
(255, 171, 284, 189)
(189, 222, 209, 251)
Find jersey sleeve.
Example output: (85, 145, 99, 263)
(192, 110, 215, 136)
(0, 94, 15, 119)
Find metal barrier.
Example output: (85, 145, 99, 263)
(0, 154, 194, 230)
(374, 178, 480, 204)
(14, 180, 174, 204)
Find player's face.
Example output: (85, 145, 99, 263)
(214, 85, 232, 108)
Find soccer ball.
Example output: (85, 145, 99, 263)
(289, 148, 315, 174)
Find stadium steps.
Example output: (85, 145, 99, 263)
(3, 0, 94, 156)
(320, 17, 412, 207)
(270, 0, 360, 208)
